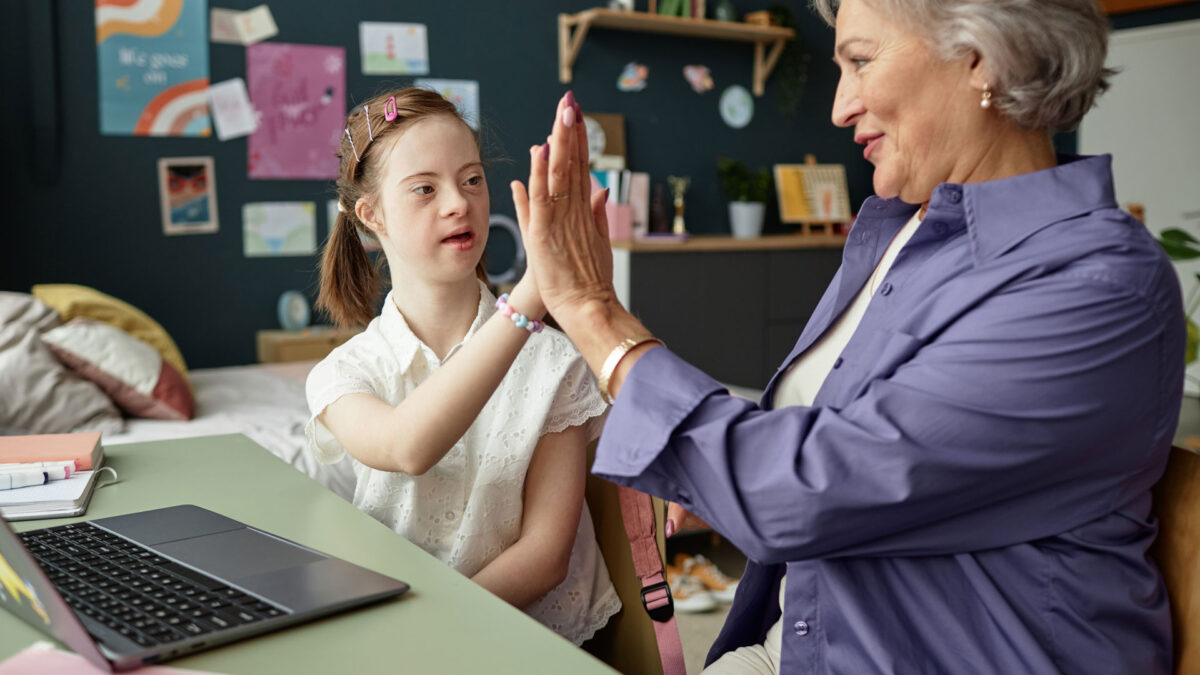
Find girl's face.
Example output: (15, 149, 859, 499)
(358, 115, 489, 286)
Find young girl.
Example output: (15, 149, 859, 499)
(305, 88, 619, 645)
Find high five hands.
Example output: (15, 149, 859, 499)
(508, 92, 616, 325)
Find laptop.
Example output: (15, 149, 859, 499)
(0, 504, 409, 671)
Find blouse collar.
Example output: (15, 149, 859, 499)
(379, 278, 497, 371)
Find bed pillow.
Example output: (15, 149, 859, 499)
(31, 284, 191, 388)
(41, 319, 195, 421)
(0, 292, 124, 434)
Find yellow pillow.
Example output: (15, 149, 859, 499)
(31, 284, 190, 387)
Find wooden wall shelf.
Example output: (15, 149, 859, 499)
(558, 8, 796, 96)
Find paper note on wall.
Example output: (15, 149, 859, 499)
(211, 5, 277, 45)
(246, 43, 345, 179)
(243, 202, 317, 257)
(96, 0, 211, 136)
(414, 79, 479, 130)
(360, 22, 429, 75)
(207, 78, 257, 140)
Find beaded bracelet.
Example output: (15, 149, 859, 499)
(494, 294, 544, 333)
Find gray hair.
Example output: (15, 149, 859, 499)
(810, 0, 1115, 131)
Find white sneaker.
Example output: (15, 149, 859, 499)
(666, 565, 717, 613)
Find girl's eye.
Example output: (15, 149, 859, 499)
(413, 185, 434, 196)
(465, 175, 482, 187)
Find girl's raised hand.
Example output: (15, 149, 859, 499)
(511, 92, 615, 323)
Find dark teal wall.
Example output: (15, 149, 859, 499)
(2, 1, 1198, 368)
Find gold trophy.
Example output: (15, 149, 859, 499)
(667, 175, 690, 235)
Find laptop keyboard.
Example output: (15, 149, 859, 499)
(19, 522, 290, 648)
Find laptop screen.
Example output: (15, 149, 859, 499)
(0, 517, 110, 670)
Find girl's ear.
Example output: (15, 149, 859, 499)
(356, 196, 385, 236)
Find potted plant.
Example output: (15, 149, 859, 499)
(1156, 228, 1200, 365)
(717, 158, 771, 239)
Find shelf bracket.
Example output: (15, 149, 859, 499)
(752, 38, 788, 96)
(559, 13, 593, 84)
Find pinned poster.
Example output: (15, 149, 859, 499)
(211, 5, 277, 45)
(95, 0, 211, 136)
(243, 202, 317, 257)
(246, 43, 345, 179)
(617, 62, 648, 92)
(207, 78, 257, 140)
(359, 22, 428, 75)
(414, 79, 479, 130)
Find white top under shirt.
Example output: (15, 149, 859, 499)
(304, 280, 619, 645)
(706, 211, 923, 674)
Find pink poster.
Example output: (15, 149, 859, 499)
(247, 42, 345, 180)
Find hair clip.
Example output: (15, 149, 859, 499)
(384, 96, 398, 122)
(364, 104, 374, 142)
(344, 127, 360, 162)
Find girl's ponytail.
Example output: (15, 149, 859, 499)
(316, 205, 381, 328)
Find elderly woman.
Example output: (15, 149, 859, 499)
(513, 0, 1182, 672)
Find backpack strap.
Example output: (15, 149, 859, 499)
(617, 485, 686, 675)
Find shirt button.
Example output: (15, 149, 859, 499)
(947, 188, 962, 204)
(833, 357, 843, 369)
(445, 511, 457, 521)
(879, 282, 893, 296)
(794, 620, 809, 636)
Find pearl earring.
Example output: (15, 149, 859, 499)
(980, 84, 992, 109)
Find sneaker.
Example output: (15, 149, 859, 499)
(665, 562, 717, 613)
(678, 553, 739, 604)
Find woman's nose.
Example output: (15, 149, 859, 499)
(832, 78, 864, 128)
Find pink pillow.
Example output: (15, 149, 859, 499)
(40, 319, 195, 421)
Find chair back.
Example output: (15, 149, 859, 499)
(582, 441, 667, 675)
(1152, 446, 1200, 674)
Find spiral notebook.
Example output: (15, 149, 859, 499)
(0, 467, 116, 521)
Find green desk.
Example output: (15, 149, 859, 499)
(0, 434, 616, 674)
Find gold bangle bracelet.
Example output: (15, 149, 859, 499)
(597, 334, 664, 405)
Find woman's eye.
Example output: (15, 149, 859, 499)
(851, 58, 869, 70)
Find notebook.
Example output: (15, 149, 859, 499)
(0, 468, 114, 521)
(0, 432, 104, 470)
(0, 504, 409, 672)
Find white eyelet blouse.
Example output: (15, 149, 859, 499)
(305, 281, 620, 645)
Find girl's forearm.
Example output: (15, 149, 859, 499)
(471, 538, 571, 609)
(353, 285, 544, 474)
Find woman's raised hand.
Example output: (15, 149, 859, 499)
(510, 92, 615, 323)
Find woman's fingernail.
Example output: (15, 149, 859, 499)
(665, 519, 676, 538)
(541, 143, 550, 161)
(563, 105, 576, 128)
(565, 90, 576, 108)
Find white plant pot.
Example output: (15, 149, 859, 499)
(729, 201, 765, 239)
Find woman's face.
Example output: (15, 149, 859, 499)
(830, 0, 980, 204)
(358, 115, 489, 286)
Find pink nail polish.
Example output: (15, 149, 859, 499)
(665, 519, 676, 538)
(541, 143, 550, 160)
(565, 90, 576, 108)
(563, 106, 576, 128)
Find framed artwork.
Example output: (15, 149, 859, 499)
(774, 159, 852, 227)
(157, 157, 218, 236)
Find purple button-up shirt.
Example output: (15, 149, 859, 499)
(593, 155, 1182, 673)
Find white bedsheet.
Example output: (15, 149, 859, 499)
(100, 362, 356, 501)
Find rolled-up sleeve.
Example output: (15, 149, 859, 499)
(594, 268, 1179, 564)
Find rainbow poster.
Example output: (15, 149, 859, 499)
(96, 0, 211, 136)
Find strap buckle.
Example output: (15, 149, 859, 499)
(640, 580, 674, 622)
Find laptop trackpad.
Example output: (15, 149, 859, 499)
(153, 528, 325, 581)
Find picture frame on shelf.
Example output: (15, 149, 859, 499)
(157, 156, 218, 236)
(774, 157, 851, 231)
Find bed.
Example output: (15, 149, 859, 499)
(0, 287, 353, 502)
(99, 360, 356, 502)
